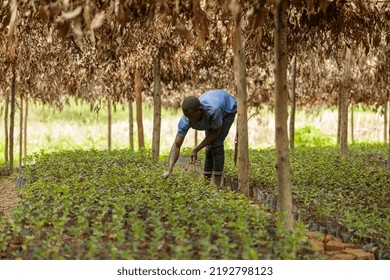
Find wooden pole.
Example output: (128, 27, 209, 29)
(129, 98, 134, 151)
(4, 88, 9, 164)
(194, 130, 198, 147)
(9, 64, 16, 171)
(350, 104, 354, 144)
(231, 1, 250, 198)
(387, 96, 390, 168)
(19, 96, 23, 168)
(289, 56, 297, 149)
(341, 48, 351, 157)
(108, 98, 112, 150)
(384, 98, 388, 144)
(24, 95, 28, 164)
(152, 57, 161, 159)
(135, 68, 145, 149)
(337, 91, 341, 145)
(274, 0, 293, 230)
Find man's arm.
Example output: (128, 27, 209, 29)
(190, 127, 222, 163)
(163, 135, 185, 178)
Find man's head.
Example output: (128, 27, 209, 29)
(182, 96, 203, 123)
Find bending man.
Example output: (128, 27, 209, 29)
(162, 89, 237, 187)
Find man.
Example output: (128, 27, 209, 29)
(162, 89, 237, 187)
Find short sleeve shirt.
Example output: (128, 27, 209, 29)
(177, 90, 237, 137)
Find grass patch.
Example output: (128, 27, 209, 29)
(1, 100, 388, 168)
(0, 99, 183, 166)
(294, 125, 335, 147)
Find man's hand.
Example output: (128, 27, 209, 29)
(190, 149, 198, 164)
(163, 135, 184, 179)
(162, 170, 172, 179)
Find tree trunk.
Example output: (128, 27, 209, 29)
(234, 129, 238, 166)
(24, 95, 28, 164)
(19, 96, 23, 168)
(9, 65, 16, 171)
(350, 104, 354, 144)
(289, 55, 297, 149)
(384, 99, 388, 144)
(129, 99, 134, 151)
(4, 88, 9, 164)
(231, 2, 249, 198)
(274, 0, 293, 231)
(337, 90, 341, 145)
(194, 130, 198, 147)
(388, 98, 390, 166)
(135, 68, 144, 149)
(108, 98, 112, 150)
(341, 48, 351, 157)
(152, 57, 161, 159)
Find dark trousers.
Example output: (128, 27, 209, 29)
(204, 113, 236, 176)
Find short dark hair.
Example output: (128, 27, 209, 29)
(182, 96, 200, 113)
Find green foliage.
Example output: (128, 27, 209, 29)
(0, 149, 315, 260)
(225, 143, 390, 248)
(294, 125, 335, 147)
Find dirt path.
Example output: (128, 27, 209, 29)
(0, 176, 19, 216)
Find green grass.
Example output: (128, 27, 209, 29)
(0, 99, 182, 166)
(1, 99, 388, 168)
(294, 125, 335, 147)
(30, 100, 180, 124)
(1, 98, 388, 173)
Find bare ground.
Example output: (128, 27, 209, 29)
(0, 175, 19, 216)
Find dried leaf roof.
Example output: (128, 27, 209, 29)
(0, 0, 389, 109)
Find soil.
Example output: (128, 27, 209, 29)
(0, 175, 19, 216)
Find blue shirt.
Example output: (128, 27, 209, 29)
(177, 90, 237, 137)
